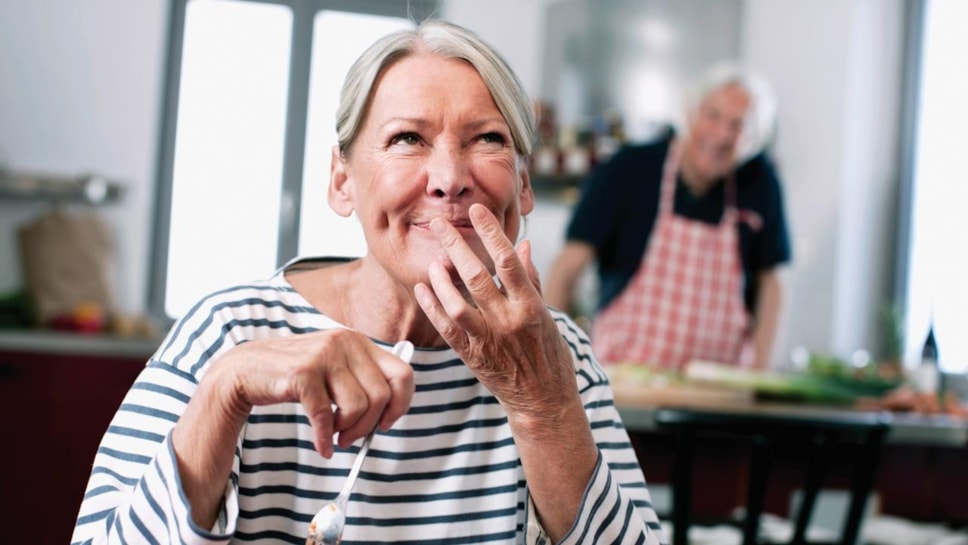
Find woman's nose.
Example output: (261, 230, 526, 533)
(426, 145, 468, 198)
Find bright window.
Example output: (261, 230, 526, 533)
(903, 0, 968, 373)
(166, 0, 292, 317)
(154, 0, 428, 320)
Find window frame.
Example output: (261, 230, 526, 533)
(892, 0, 925, 325)
(894, 0, 968, 373)
(148, 0, 437, 325)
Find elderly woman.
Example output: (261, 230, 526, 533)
(545, 62, 792, 371)
(72, 19, 663, 545)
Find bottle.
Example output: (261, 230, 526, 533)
(912, 323, 940, 395)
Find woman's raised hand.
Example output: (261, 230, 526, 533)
(414, 203, 578, 421)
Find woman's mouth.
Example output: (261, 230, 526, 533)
(414, 218, 475, 232)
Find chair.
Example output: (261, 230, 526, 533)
(653, 407, 892, 545)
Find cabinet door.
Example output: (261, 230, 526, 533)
(0, 350, 146, 545)
(0, 351, 56, 543)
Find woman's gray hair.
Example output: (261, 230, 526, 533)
(335, 19, 536, 158)
(676, 61, 778, 164)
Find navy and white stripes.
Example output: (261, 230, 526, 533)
(72, 263, 664, 544)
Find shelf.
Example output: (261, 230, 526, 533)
(0, 329, 161, 358)
(0, 169, 125, 205)
(530, 172, 583, 203)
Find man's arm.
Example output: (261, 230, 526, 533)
(751, 267, 784, 369)
(543, 242, 595, 313)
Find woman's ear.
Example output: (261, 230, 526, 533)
(328, 145, 354, 217)
(518, 163, 535, 215)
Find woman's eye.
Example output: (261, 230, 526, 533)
(480, 132, 507, 145)
(390, 132, 420, 146)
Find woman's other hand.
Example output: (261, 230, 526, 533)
(202, 329, 415, 456)
(171, 330, 414, 528)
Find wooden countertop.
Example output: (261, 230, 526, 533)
(612, 379, 968, 447)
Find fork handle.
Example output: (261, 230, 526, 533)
(336, 429, 374, 504)
(334, 340, 413, 504)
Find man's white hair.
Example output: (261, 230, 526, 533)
(674, 61, 778, 164)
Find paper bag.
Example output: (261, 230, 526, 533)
(17, 209, 116, 325)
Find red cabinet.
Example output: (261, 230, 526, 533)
(0, 347, 149, 545)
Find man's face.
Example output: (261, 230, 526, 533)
(683, 83, 751, 182)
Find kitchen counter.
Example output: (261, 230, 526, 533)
(612, 380, 968, 527)
(617, 401, 968, 447)
(612, 382, 968, 447)
(0, 329, 161, 359)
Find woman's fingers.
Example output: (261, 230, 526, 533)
(424, 204, 539, 335)
(373, 343, 416, 431)
(239, 331, 415, 458)
(516, 240, 543, 295)
(298, 378, 338, 458)
(429, 215, 502, 316)
(415, 267, 470, 352)
(329, 339, 416, 448)
(422, 205, 553, 359)
(327, 362, 387, 449)
(467, 204, 536, 303)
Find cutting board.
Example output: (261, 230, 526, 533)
(608, 374, 754, 409)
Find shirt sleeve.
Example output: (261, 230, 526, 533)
(70, 362, 240, 544)
(746, 153, 792, 270)
(546, 310, 667, 545)
(71, 302, 242, 545)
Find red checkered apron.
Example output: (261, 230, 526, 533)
(591, 143, 749, 370)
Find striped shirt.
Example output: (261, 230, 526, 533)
(72, 260, 665, 544)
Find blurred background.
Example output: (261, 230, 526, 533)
(2, 0, 964, 374)
(1, 1, 966, 543)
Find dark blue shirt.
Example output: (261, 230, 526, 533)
(565, 135, 792, 313)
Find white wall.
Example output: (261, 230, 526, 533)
(742, 0, 904, 364)
(0, 0, 168, 314)
(0, 0, 907, 366)
(442, 0, 548, 98)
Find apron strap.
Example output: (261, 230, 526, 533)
(661, 141, 740, 225)
(722, 173, 739, 224)
(658, 141, 682, 215)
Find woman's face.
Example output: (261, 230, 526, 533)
(329, 53, 533, 288)
(683, 82, 751, 182)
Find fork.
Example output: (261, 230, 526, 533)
(306, 340, 415, 545)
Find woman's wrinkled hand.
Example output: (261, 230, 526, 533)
(414, 203, 578, 424)
(206, 329, 415, 457)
